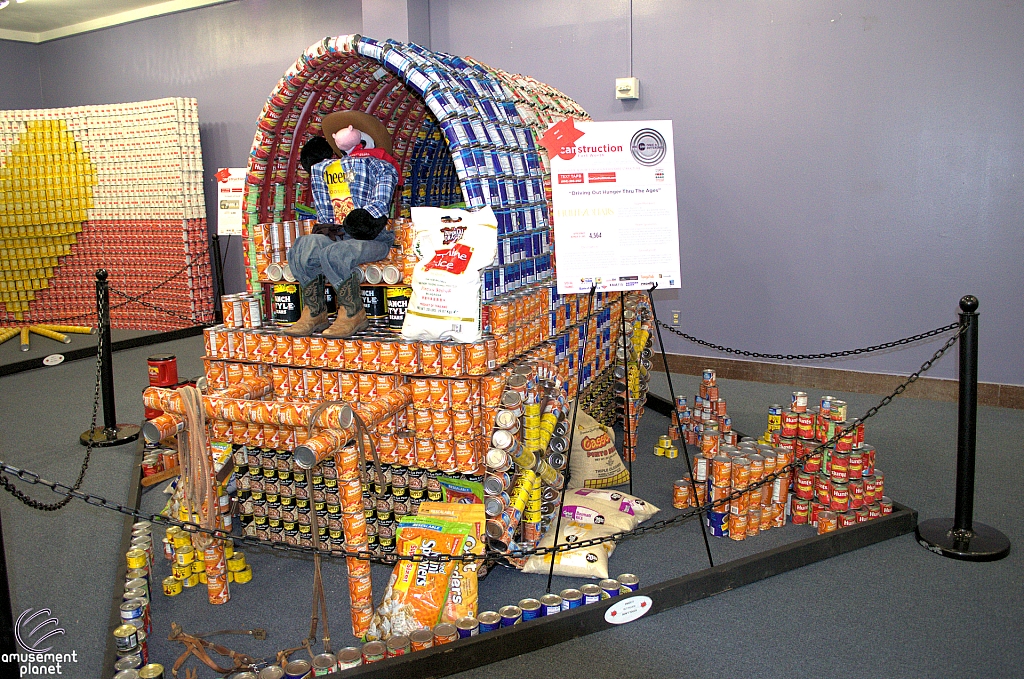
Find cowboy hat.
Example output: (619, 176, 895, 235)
(321, 110, 393, 156)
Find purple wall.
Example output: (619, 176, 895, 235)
(8, 0, 1023, 384)
(0, 39, 42, 109)
(432, 0, 1024, 386)
(34, 0, 362, 296)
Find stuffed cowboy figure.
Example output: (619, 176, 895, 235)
(285, 110, 400, 337)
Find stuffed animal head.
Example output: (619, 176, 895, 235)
(332, 125, 365, 155)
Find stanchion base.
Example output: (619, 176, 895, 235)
(916, 518, 1011, 562)
(79, 424, 140, 447)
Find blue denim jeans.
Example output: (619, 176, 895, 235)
(288, 231, 394, 289)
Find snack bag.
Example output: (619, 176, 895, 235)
(367, 517, 470, 639)
(439, 476, 484, 504)
(560, 488, 660, 532)
(568, 406, 630, 489)
(401, 206, 497, 343)
(521, 520, 617, 580)
(417, 502, 485, 623)
(321, 159, 356, 223)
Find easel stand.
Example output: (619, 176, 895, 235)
(646, 283, 715, 569)
(546, 286, 598, 593)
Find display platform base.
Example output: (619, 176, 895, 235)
(79, 424, 141, 447)
(338, 501, 918, 679)
(916, 518, 1011, 562)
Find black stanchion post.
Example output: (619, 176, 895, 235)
(646, 283, 715, 569)
(915, 295, 1010, 561)
(80, 270, 140, 447)
(0, 508, 17, 671)
(211, 233, 226, 325)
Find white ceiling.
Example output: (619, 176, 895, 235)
(0, 0, 235, 43)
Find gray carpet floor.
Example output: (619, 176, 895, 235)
(0, 328, 162, 368)
(1, 337, 1021, 678)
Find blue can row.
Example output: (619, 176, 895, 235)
(483, 255, 554, 300)
(497, 230, 551, 266)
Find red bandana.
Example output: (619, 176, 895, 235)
(347, 146, 403, 184)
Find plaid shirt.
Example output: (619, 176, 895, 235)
(310, 155, 398, 223)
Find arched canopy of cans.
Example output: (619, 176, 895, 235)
(243, 34, 590, 292)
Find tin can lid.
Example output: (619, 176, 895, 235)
(455, 616, 479, 630)
(433, 622, 457, 637)
(284, 659, 311, 673)
(539, 593, 562, 605)
(137, 664, 165, 679)
(560, 588, 582, 599)
(598, 578, 621, 590)
(257, 667, 286, 679)
(386, 635, 410, 651)
(490, 429, 513, 451)
(494, 409, 519, 430)
(617, 573, 639, 584)
(409, 628, 434, 643)
(362, 640, 386, 655)
(476, 611, 500, 624)
(518, 598, 541, 611)
(580, 584, 601, 595)
(336, 647, 361, 663)
(114, 671, 140, 679)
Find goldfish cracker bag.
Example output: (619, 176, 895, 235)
(417, 502, 485, 623)
(367, 517, 470, 640)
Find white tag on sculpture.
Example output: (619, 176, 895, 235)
(604, 595, 652, 625)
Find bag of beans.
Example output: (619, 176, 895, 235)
(568, 407, 630, 489)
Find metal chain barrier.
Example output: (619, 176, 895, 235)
(656, 319, 961, 361)
(108, 287, 207, 326)
(0, 321, 966, 563)
(0, 303, 106, 510)
(2, 240, 216, 327)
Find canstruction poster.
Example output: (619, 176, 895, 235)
(544, 119, 681, 294)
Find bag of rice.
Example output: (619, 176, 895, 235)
(401, 206, 497, 343)
(568, 406, 630, 489)
(560, 488, 660, 532)
(521, 520, 617, 580)
(416, 502, 485, 623)
(367, 517, 471, 640)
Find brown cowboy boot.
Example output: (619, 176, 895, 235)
(283, 276, 329, 336)
(323, 270, 368, 338)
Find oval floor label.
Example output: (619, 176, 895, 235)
(42, 354, 65, 366)
(604, 595, 652, 625)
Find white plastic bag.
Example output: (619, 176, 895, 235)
(401, 206, 497, 343)
(521, 520, 617, 579)
(560, 488, 660, 532)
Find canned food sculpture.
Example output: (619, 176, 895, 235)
(142, 34, 652, 642)
(0, 98, 213, 329)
